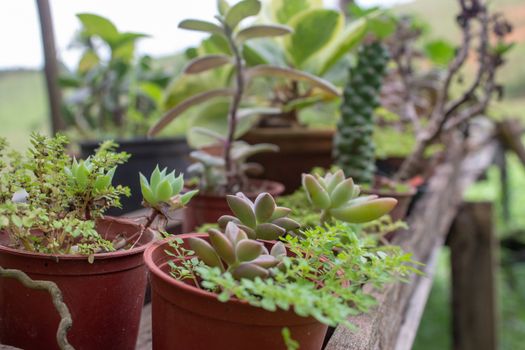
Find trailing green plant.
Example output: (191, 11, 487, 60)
(148, 0, 340, 193)
(0, 134, 130, 255)
(302, 170, 397, 224)
(188, 222, 287, 280)
(334, 41, 390, 184)
(60, 13, 170, 139)
(218, 192, 300, 240)
(170, 220, 419, 330)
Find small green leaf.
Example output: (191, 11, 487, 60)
(254, 192, 276, 223)
(156, 179, 173, 202)
(225, 0, 261, 30)
(218, 0, 230, 15)
(188, 237, 225, 271)
(330, 197, 397, 223)
(302, 174, 331, 209)
(226, 195, 257, 228)
(181, 190, 199, 205)
(184, 55, 231, 74)
(255, 223, 286, 240)
(236, 239, 263, 262)
(236, 24, 292, 42)
(232, 262, 269, 280)
(178, 19, 224, 35)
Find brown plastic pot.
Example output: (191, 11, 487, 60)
(144, 234, 328, 350)
(183, 179, 285, 232)
(242, 128, 334, 194)
(0, 216, 155, 350)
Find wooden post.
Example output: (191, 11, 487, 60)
(36, 0, 65, 133)
(448, 202, 498, 350)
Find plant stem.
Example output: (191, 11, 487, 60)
(224, 27, 245, 192)
(129, 209, 158, 249)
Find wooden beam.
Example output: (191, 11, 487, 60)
(326, 128, 497, 350)
(36, 0, 65, 133)
(448, 202, 498, 350)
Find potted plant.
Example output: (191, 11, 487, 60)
(144, 170, 415, 349)
(0, 134, 192, 350)
(237, 0, 378, 192)
(148, 0, 340, 231)
(60, 13, 190, 214)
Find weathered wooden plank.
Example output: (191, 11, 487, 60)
(326, 130, 498, 350)
(449, 202, 498, 350)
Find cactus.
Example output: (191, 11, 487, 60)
(302, 170, 397, 224)
(140, 166, 198, 210)
(334, 41, 389, 184)
(218, 192, 300, 240)
(188, 222, 286, 280)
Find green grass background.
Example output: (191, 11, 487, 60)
(1, 0, 525, 348)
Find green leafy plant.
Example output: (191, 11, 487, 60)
(334, 41, 389, 184)
(302, 170, 397, 223)
(186, 140, 278, 193)
(148, 0, 340, 193)
(60, 13, 170, 139)
(0, 134, 130, 255)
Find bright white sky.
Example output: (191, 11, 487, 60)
(0, 0, 410, 69)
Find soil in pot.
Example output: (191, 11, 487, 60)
(242, 128, 334, 194)
(183, 179, 285, 232)
(144, 234, 328, 350)
(80, 137, 190, 215)
(0, 216, 155, 350)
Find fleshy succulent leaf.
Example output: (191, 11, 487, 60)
(226, 194, 257, 228)
(303, 174, 331, 209)
(256, 223, 286, 240)
(330, 178, 355, 208)
(254, 192, 276, 223)
(218, 215, 241, 229)
(270, 206, 292, 220)
(188, 237, 225, 271)
(181, 190, 199, 205)
(272, 217, 300, 231)
(330, 198, 397, 223)
(236, 239, 264, 262)
(251, 255, 279, 268)
(232, 262, 269, 280)
(156, 179, 173, 202)
(326, 169, 345, 193)
(208, 228, 236, 265)
(270, 241, 287, 258)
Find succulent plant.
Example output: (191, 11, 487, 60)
(188, 222, 287, 280)
(218, 192, 300, 240)
(140, 166, 198, 210)
(187, 141, 278, 193)
(65, 157, 116, 193)
(333, 41, 390, 184)
(302, 170, 397, 224)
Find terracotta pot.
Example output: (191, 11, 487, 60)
(183, 179, 285, 232)
(0, 216, 155, 350)
(242, 128, 334, 194)
(362, 184, 417, 222)
(144, 234, 328, 350)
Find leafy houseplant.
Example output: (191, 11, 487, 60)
(144, 171, 416, 349)
(0, 134, 187, 350)
(62, 13, 190, 214)
(149, 0, 341, 230)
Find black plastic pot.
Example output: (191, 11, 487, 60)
(80, 137, 190, 215)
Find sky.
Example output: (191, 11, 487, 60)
(0, 0, 411, 70)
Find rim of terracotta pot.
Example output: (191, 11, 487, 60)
(144, 233, 320, 326)
(185, 179, 285, 199)
(0, 216, 155, 261)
